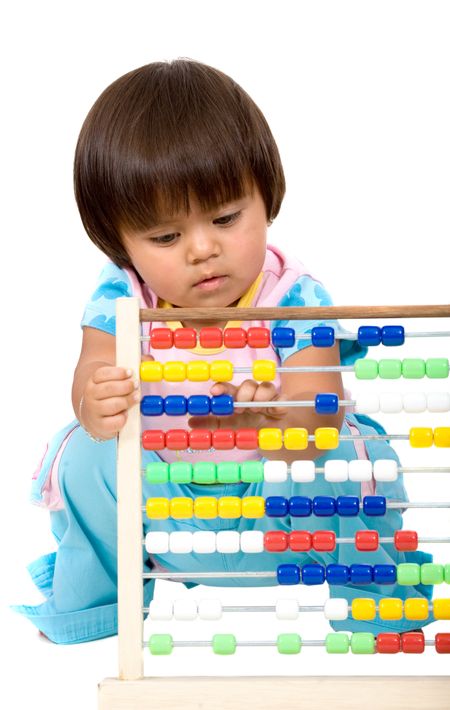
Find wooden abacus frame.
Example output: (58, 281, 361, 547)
(98, 300, 450, 709)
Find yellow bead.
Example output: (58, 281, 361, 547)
(433, 598, 450, 620)
(314, 427, 339, 450)
(252, 359, 276, 382)
(378, 598, 403, 621)
(409, 427, 434, 448)
(210, 360, 234, 382)
(404, 598, 429, 621)
(145, 498, 170, 519)
(170, 497, 194, 519)
(163, 361, 187, 382)
(434, 427, 450, 448)
(140, 361, 163, 382)
(351, 598, 376, 621)
(284, 427, 309, 450)
(218, 496, 242, 519)
(186, 361, 210, 382)
(258, 428, 283, 450)
(241, 496, 265, 518)
(194, 497, 218, 519)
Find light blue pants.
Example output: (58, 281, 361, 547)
(12, 414, 433, 644)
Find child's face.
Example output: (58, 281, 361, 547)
(121, 183, 268, 310)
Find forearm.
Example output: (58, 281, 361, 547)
(71, 360, 114, 420)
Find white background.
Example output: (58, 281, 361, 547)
(2, 1, 450, 708)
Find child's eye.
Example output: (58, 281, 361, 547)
(149, 234, 179, 245)
(213, 211, 241, 226)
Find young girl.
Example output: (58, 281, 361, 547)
(13, 58, 432, 644)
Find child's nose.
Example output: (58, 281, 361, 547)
(186, 228, 220, 262)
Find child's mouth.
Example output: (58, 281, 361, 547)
(194, 275, 228, 291)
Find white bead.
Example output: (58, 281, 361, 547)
(173, 598, 198, 621)
(379, 392, 403, 413)
(324, 460, 348, 482)
(216, 530, 240, 553)
(145, 531, 169, 554)
(348, 460, 373, 482)
(149, 599, 173, 621)
(240, 530, 264, 553)
(198, 599, 223, 620)
(275, 599, 299, 620)
(291, 460, 315, 482)
(427, 392, 450, 412)
(373, 459, 398, 482)
(324, 598, 349, 620)
(169, 531, 193, 554)
(403, 392, 427, 413)
(355, 394, 380, 414)
(264, 460, 288, 483)
(192, 531, 216, 554)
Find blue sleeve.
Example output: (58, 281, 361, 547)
(272, 275, 368, 365)
(80, 262, 133, 336)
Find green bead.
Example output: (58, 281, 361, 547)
(148, 634, 173, 655)
(277, 633, 302, 654)
(169, 462, 192, 484)
(212, 634, 236, 655)
(426, 358, 450, 379)
(378, 359, 402, 379)
(354, 359, 378, 380)
(397, 563, 421, 586)
(145, 462, 169, 484)
(193, 462, 216, 484)
(217, 462, 241, 484)
(421, 563, 444, 585)
(240, 461, 264, 483)
(325, 632, 350, 654)
(444, 564, 450, 584)
(351, 632, 375, 654)
(402, 358, 426, 379)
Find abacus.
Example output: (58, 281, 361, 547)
(98, 300, 450, 709)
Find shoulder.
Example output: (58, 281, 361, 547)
(80, 261, 135, 335)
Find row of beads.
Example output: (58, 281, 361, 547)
(272, 562, 449, 586)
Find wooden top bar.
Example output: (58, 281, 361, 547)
(140, 304, 450, 322)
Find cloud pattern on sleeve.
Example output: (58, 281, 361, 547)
(80, 263, 133, 336)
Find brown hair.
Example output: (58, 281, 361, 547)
(74, 58, 286, 268)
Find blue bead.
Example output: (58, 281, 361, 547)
(315, 393, 339, 415)
(373, 564, 397, 585)
(165, 395, 188, 416)
(210, 394, 234, 416)
(140, 395, 164, 416)
(336, 496, 360, 517)
(187, 395, 210, 416)
(271, 327, 296, 348)
(349, 564, 373, 585)
(277, 564, 300, 585)
(326, 564, 350, 585)
(312, 496, 336, 517)
(288, 496, 313, 517)
(265, 496, 289, 517)
(381, 325, 405, 346)
(363, 495, 387, 516)
(311, 326, 335, 348)
(302, 564, 326, 586)
(357, 326, 382, 346)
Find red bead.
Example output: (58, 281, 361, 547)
(264, 531, 289, 552)
(188, 429, 212, 450)
(212, 429, 236, 450)
(289, 531, 312, 552)
(394, 530, 418, 551)
(312, 531, 336, 552)
(173, 328, 197, 349)
(142, 430, 165, 450)
(150, 328, 174, 349)
(165, 429, 189, 450)
(401, 631, 425, 654)
(223, 327, 247, 348)
(355, 530, 379, 551)
(247, 327, 270, 348)
(199, 327, 223, 348)
(376, 633, 401, 654)
(235, 428, 259, 449)
(435, 633, 450, 654)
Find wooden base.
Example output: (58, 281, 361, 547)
(98, 676, 450, 710)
